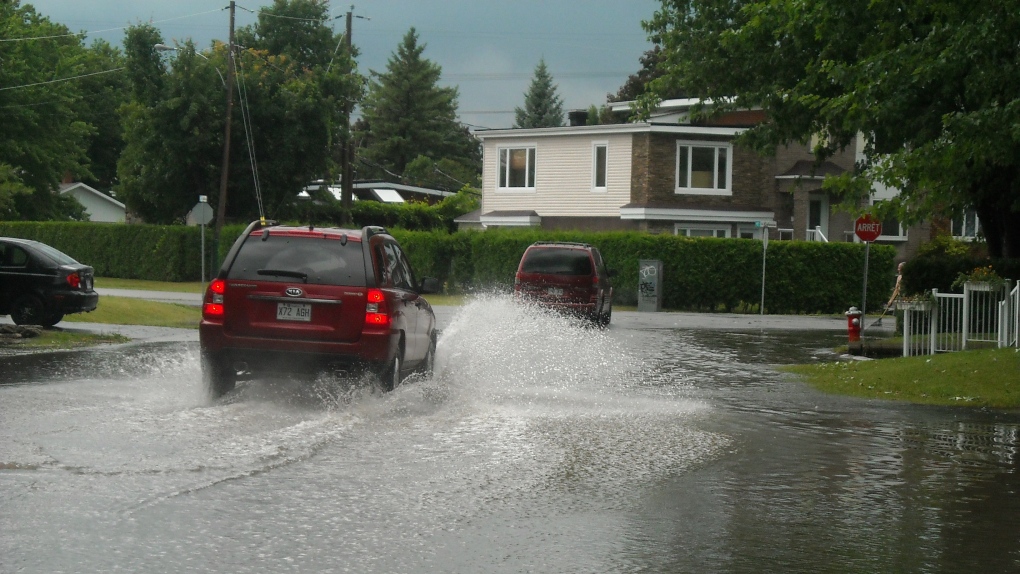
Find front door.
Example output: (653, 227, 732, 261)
(808, 194, 829, 241)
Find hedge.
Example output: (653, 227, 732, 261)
(1, 221, 897, 314)
(391, 228, 897, 314)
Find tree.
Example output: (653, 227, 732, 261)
(74, 40, 129, 191)
(0, 1, 94, 220)
(116, 3, 361, 224)
(358, 28, 478, 180)
(643, 0, 1020, 257)
(608, 46, 684, 104)
(236, 0, 342, 70)
(514, 59, 564, 128)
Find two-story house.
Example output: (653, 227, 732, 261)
(472, 99, 929, 261)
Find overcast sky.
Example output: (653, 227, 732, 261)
(26, 0, 659, 130)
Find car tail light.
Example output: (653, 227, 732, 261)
(203, 279, 226, 318)
(65, 272, 81, 289)
(365, 288, 391, 327)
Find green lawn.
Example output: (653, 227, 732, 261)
(64, 296, 202, 329)
(783, 347, 1020, 408)
(94, 277, 469, 306)
(13, 330, 131, 351)
(95, 277, 206, 293)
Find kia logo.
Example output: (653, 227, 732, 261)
(285, 287, 304, 297)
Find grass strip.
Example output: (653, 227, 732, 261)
(782, 347, 1020, 408)
(63, 296, 202, 329)
(1, 330, 130, 353)
(95, 277, 206, 293)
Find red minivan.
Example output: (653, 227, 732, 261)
(513, 241, 614, 326)
(199, 220, 439, 397)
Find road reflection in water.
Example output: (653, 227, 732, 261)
(1, 296, 1018, 573)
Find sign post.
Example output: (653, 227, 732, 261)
(854, 215, 883, 328)
(190, 196, 215, 283)
(755, 220, 777, 315)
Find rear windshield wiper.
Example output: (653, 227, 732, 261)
(257, 269, 308, 282)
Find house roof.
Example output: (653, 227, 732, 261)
(58, 182, 125, 208)
(776, 160, 845, 180)
(453, 208, 481, 223)
(354, 180, 454, 199)
(300, 180, 455, 202)
(473, 123, 743, 140)
(479, 210, 541, 227)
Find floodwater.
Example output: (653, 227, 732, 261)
(1, 297, 1018, 573)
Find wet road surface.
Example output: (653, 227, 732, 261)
(2, 297, 1017, 573)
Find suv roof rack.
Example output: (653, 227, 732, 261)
(532, 241, 591, 248)
(363, 225, 389, 239)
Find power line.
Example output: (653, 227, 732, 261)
(0, 8, 226, 43)
(0, 68, 125, 92)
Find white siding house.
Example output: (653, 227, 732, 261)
(480, 127, 634, 223)
(59, 182, 126, 223)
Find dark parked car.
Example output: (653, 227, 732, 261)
(199, 220, 440, 397)
(513, 241, 614, 326)
(0, 237, 98, 327)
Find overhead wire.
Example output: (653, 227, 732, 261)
(0, 7, 227, 43)
(232, 47, 266, 221)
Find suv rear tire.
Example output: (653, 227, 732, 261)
(202, 352, 236, 398)
(421, 333, 437, 377)
(379, 340, 404, 392)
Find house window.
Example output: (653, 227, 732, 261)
(498, 147, 536, 189)
(676, 142, 731, 195)
(592, 143, 608, 191)
(737, 226, 759, 240)
(953, 210, 981, 240)
(873, 201, 907, 240)
(675, 223, 730, 238)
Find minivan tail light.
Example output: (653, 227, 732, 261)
(203, 279, 226, 318)
(365, 288, 390, 327)
(65, 272, 81, 289)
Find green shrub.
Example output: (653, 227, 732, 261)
(0, 221, 900, 314)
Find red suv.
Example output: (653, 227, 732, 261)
(199, 220, 439, 397)
(513, 241, 614, 326)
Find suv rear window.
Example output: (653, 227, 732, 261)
(227, 235, 367, 286)
(521, 248, 592, 275)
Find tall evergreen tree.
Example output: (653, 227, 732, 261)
(358, 28, 476, 179)
(514, 59, 564, 128)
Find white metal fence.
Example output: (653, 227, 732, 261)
(901, 281, 1017, 357)
(1002, 282, 1019, 348)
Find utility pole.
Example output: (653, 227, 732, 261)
(214, 0, 236, 261)
(340, 7, 354, 225)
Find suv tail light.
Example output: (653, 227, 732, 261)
(203, 279, 226, 318)
(65, 272, 81, 289)
(365, 288, 391, 328)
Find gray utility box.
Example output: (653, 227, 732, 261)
(638, 259, 662, 312)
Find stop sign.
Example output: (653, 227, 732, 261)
(854, 214, 883, 242)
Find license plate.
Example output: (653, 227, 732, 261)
(277, 302, 311, 321)
(546, 287, 563, 297)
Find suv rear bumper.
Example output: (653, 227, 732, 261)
(200, 321, 398, 374)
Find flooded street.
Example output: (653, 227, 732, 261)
(2, 297, 1019, 573)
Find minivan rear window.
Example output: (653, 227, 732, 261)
(227, 235, 367, 286)
(521, 248, 592, 275)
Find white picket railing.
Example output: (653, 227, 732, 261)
(1002, 282, 1019, 348)
(902, 280, 1017, 357)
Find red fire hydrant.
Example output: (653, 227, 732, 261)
(845, 306, 862, 343)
